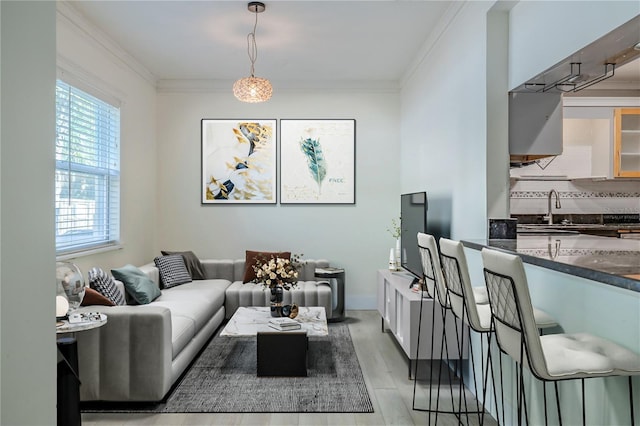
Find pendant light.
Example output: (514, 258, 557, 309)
(233, 2, 273, 103)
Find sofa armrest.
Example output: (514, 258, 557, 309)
(75, 305, 173, 401)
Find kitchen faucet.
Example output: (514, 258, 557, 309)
(544, 189, 561, 225)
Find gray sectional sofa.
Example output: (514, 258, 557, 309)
(75, 258, 331, 402)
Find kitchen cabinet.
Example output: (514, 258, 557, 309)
(511, 100, 640, 180)
(614, 108, 640, 178)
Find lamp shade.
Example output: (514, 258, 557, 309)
(56, 295, 70, 317)
(233, 76, 273, 103)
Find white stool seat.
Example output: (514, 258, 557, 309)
(476, 303, 557, 331)
(541, 333, 640, 379)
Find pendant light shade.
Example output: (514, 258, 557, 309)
(234, 2, 272, 103)
(233, 76, 273, 103)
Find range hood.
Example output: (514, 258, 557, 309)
(509, 91, 563, 166)
(509, 15, 640, 166)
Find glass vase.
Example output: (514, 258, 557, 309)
(270, 284, 284, 317)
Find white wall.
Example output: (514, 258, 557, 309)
(509, 1, 640, 89)
(55, 3, 158, 274)
(156, 88, 400, 309)
(401, 2, 493, 241)
(1, 2, 56, 424)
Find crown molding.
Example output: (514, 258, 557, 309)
(57, 1, 157, 87)
(57, 54, 128, 106)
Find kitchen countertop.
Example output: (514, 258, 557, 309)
(518, 223, 640, 231)
(462, 234, 640, 293)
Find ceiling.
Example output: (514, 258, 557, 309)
(66, 1, 639, 91)
(69, 0, 453, 87)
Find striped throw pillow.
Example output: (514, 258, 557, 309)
(88, 267, 126, 306)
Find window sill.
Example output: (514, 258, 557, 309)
(56, 243, 123, 261)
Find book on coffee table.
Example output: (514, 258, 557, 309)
(268, 317, 302, 331)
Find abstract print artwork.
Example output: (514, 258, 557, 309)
(201, 119, 276, 204)
(280, 119, 355, 204)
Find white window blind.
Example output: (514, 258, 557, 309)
(55, 80, 120, 254)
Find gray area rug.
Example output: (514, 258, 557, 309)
(84, 323, 373, 413)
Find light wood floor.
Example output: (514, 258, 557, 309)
(83, 310, 497, 425)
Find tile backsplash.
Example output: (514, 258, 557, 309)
(510, 179, 640, 215)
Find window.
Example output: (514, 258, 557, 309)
(55, 80, 120, 255)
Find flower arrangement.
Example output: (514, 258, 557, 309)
(387, 217, 401, 239)
(252, 254, 303, 290)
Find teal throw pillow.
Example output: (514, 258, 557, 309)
(111, 264, 161, 305)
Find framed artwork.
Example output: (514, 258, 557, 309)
(201, 119, 276, 204)
(280, 119, 356, 204)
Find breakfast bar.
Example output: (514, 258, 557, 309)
(462, 234, 640, 292)
(460, 233, 640, 425)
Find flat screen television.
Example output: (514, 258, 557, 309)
(400, 191, 427, 278)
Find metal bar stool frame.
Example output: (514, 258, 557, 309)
(482, 248, 639, 426)
(412, 233, 481, 424)
(440, 239, 500, 425)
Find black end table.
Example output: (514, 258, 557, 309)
(315, 267, 345, 322)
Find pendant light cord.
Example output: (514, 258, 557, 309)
(247, 9, 259, 77)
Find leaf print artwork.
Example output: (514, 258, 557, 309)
(280, 119, 355, 204)
(299, 136, 327, 195)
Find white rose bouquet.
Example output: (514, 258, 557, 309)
(252, 254, 303, 290)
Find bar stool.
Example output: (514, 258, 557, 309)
(414, 232, 477, 424)
(440, 238, 498, 425)
(482, 247, 640, 426)
(439, 238, 560, 425)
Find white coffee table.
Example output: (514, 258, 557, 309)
(221, 306, 328, 376)
(221, 306, 328, 337)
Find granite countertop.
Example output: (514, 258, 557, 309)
(462, 234, 640, 293)
(518, 223, 640, 231)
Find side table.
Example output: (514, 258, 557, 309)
(56, 313, 107, 426)
(315, 267, 345, 322)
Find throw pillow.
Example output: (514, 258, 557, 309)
(81, 287, 115, 307)
(88, 267, 126, 306)
(154, 254, 192, 289)
(111, 264, 162, 305)
(160, 250, 206, 280)
(243, 250, 291, 283)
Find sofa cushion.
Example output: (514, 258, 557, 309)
(243, 251, 291, 283)
(81, 287, 115, 306)
(154, 255, 192, 289)
(161, 250, 206, 280)
(88, 267, 126, 306)
(152, 279, 229, 334)
(224, 279, 333, 320)
(170, 314, 196, 358)
(112, 264, 162, 305)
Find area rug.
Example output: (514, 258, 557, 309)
(83, 323, 373, 413)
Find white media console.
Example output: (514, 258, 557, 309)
(376, 269, 468, 376)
